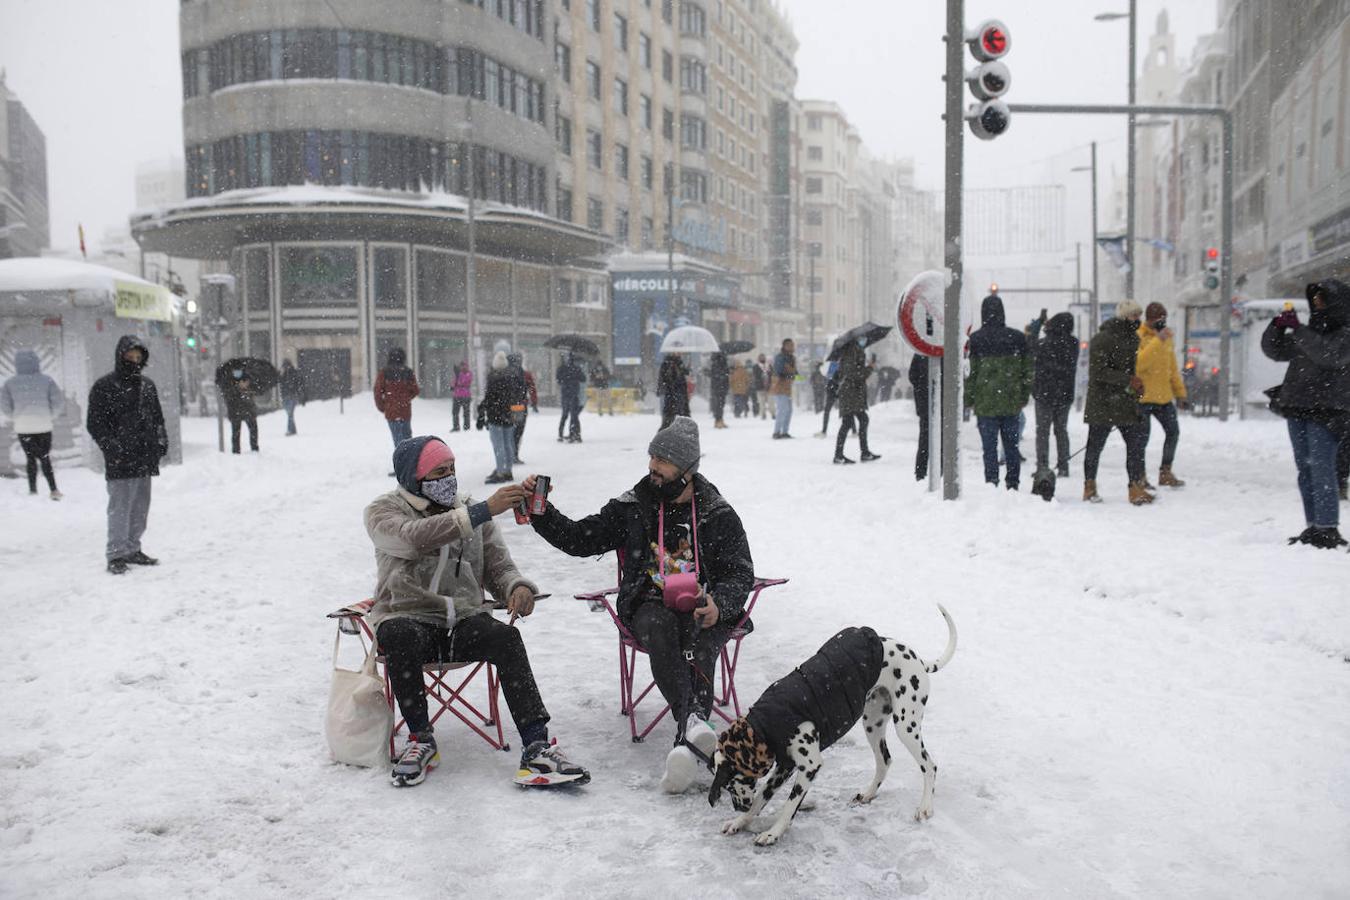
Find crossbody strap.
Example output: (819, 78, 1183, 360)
(657, 492, 699, 576)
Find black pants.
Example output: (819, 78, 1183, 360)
(710, 390, 727, 422)
(376, 614, 549, 740)
(19, 432, 57, 493)
(915, 402, 930, 480)
(559, 394, 582, 439)
(1034, 398, 1072, 471)
(230, 414, 258, 453)
(1140, 402, 1181, 468)
(732, 394, 749, 417)
(630, 601, 732, 728)
(1338, 435, 1350, 491)
(451, 397, 471, 431)
(820, 389, 838, 433)
(1084, 422, 1147, 484)
(835, 410, 871, 458)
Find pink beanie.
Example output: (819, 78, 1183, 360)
(415, 439, 454, 479)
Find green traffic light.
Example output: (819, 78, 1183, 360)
(1205, 276, 1219, 289)
(186, 336, 198, 348)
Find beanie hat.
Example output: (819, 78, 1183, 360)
(1145, 302, 1167, 322)
(648, 415, 701, 474)
(415, 438, 454, 480)
(491, 350, 508, 370)
(1118, 299, 1143, 319)
(392, 436, 442, 494)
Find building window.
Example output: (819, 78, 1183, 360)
(661, 50, 673, 83)
(680, 114, 706, 150)
(586, 129, 603, 169)
(586, 0, 601, 31)
(615, 143, 630, 180)
(638, 32, 652, 69)
(557, 115, 573, 155)
(639, 94, 653, 129)
(281, 246, 359, 306)
(661, 0, 673, 24)
(613, 13, 628, 51)
(807, 114, 822, 131)
(587, 196, 604, 231)
(805, 176, 822, 194)
(662, 107, 675, 141)
(807, 145, 822, 161)
(555, 41, 571, 82)
(641, 216, 654, 249)
(557, 184, 573, 220)
(372, 246, 406, 308)
(679, 57, 706, 95)
(680, 169, 707, 203)
(586, 60, 602, 100)
(640, 154, 654, 189)
(613, 76, 628, 115)
(615, 206, 630, 243)
(679, 2, 706, 36)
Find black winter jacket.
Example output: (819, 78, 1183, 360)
(530, 473, 754, 627)
(481, 367, 524, 427)
(1262, 278, 1350, 419)
(746, 626, 885, 759)
(86, 335, 168, 480)
(1032, 313, 1080, 405)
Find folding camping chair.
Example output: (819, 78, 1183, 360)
(574, 559, 787, 743)
(327, 599, 510, 759)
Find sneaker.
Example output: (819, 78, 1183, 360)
(859, 452, 881, 462)
(518, 738, 590, 786)
(660, 744, 700, 794)
(50, 490, 63, 501)
(107, 558, 129, 575)
(683, 713, 718, 760)
(513, 457, 525, 465)
(125, 551, 159, 566)
(484, 471, 509, 484)
(833, 455, 856, 465)
(391, 733, 439, 787)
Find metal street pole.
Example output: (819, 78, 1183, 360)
(808, 247, 817, 356)
(214, 283, 225, 453)
(1126, 0, 1137, 299)
(464, 98, 480, 400)
(941, 0, 964, 499)
(1091, 140, 1100, 330)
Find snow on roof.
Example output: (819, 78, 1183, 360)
(131, 184, 484, 222)
(0, 256, 162, 294)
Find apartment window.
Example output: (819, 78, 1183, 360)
(641, 216, 654, 249)
(614, 13, 628, 50)
(586, 0, 601, 31)
(661, 0, 673, 24)
(806, 208, 822, 226)
(639, 93, 653, 129)
(615, 142, 630, 180)
(807, 145, 822, 161)
(557, 114, 573, 155)
(680, 2, 706, 36)
(680, 168, 707, 203)
(585, 129, 603, 169)
(805, 176, 822, 194)
(640, 154, 654, 189)
(807, 114, 822, 131)
(614, 206, 630, 243)
(638, 32, 652, 69)
(679, 57, 706, 95)
(544, 43, 568, 86)
(680, 113, 706, 150)
(556, 184, 573, 219)
(661, 50, 673, 83)
(613, 76, 628, 115)
(587, 196, 604, 230)
(662, 106, 675, 140)
(585, 60, 601, 100)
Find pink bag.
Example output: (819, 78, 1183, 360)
(658, 496, 703, 613)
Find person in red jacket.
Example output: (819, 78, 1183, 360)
(374, 347, 420, 446)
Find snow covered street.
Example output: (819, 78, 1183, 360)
(3, 396, 1348, 898)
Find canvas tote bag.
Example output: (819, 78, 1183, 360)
(325, 633, 393, 768)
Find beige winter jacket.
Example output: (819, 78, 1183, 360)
(363, 487, 536, 636)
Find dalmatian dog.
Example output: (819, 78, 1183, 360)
(708, 607, 957, 846)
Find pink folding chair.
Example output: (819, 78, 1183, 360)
(327, 599, 510, 758)
(574, 558, 787, 743)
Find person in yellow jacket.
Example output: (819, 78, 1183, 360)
(1136, 302, 1188, 487)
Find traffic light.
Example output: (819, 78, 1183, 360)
(1203, 247, 1220, 289)
(965, 20, 1012, 140)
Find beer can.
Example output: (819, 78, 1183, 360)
(513, 499, 531, 525)
(530, 475, 551, 515)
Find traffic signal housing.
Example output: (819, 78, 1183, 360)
(966, 20, 1012, 140)
(1203, 247, 1220, 290)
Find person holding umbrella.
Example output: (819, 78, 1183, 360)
(219, 363, 260, 453)
(658, 353, 691, 429)
(556, 352, 587, 443)
(833, 337, 879, 464)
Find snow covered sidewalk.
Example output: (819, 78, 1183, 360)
(2, 396, 1347, 898)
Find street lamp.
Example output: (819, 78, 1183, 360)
(1095, 2, 1137, 299)
(452, 99, 480, 400)
(1070, 141, 1100, 331)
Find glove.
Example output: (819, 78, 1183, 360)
(1272, 310, 1300, 330)
(1129, 376, 1145, 395)
(1176, 398, 1189, 411)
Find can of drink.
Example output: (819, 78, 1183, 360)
(513, 499, 531, 525)
(530, 475, 551, 515)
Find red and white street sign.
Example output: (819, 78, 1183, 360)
(897, 269, 947, 357)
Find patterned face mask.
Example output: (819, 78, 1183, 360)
(422, 475, 458, 507)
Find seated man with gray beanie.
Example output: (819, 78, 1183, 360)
(523, 416, 755, 792)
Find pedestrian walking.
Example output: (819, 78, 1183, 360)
(965, 294, 1033, 490)
(833, 339, 880, 464)
(908, 354, 941, 481)
(1082, 300, 1152, 505)
(279, 360, 305, 436)
(769, 339, 797, 439)
(1136, 302, 1189, 487)
(508, 352, 537, 463)
(1262, 280, 1350, 549)
(1031, 312, 1079, 477)
(707, 352, 730, 429)
(450, 361, 473, 432)
(658, 353, 691, 429)
(590, 360, 614, 416)
(729, 360, 751, 418)
(219, 364, 260, 453)
(374, 347, 419, 447)
(809, 362, 825, 413)
(556, 352, 587, 442)
(86, 335, 168, 574)
(816, 359, 840, 437)
(482, 351, 520, 483)
(1, 348, 64, 499)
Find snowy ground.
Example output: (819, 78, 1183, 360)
(2, 394, 1348, 899)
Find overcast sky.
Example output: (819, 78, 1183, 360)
(0, 0, 1216, 254)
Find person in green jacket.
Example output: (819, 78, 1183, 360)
(1082, 300, 1153, 505)
(965, 294, 1033, 489)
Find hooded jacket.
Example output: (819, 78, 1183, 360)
(1135, 321, 1187, 405)
(1032, 313, 1080, 406)
(1, 350, 64, 434)
(746, 626, 886, 757)
(280, 363, 306, 404)
(556, 356, 587, 403)
(836, 341, 872, 414)
(364, 435, 536, 635)
(1262, 278, 1350, 416)
(481, 359, 524, 427)
(529, 472, 754, 628)
(1084, 317, 1142, 426)
(373, 348, 420, 421)
(86, 336, 168, 480)
(451, 367, 473, 400)
(965, 296, 1032, 417)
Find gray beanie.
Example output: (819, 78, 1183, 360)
(648, 416, 701, 473)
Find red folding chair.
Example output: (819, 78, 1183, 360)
(574, 559, 787, 743)
(327, 599, 510, 758)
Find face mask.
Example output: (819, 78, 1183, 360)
(857, 337, 867, 347)
(422, 475, 458, 507)
(232, 369, 244, 379)
(1152, 319, 1167, 331)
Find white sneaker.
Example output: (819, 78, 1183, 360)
(684, 714, 718, 760)
(660, 745, 699, 794)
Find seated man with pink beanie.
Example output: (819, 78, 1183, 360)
(364, 435, 589, 787)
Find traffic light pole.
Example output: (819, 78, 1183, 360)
(942, 0, 965, 500)
(1009, 102, 1234, 420)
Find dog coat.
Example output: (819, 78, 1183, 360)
(746, 626, 886, 759)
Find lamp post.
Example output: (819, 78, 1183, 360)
(1095, 5, 1137, 299)
(1070, 140, 1100, 331)
(459, 99, 480, 400)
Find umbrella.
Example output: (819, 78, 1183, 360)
(659, 325, 720, 354)
(720, 339, 754, 355)
(216, 357, 279, 392)
(826, 322, 894, 361)
(543, 334, 600, 356)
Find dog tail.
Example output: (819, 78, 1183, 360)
(925, 604, 958, 674)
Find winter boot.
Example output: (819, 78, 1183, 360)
(860, 451, 882, 462)
(391, 732, 439, 787)
(833, 454, 856, 465)
(1128, 481, 1156, 506)
(1288, 526, 1316, 546)
(518, 738, 590, 786)
(1306, 527, 1348, 550)
(107, 558, 129, 575)
(125, 551, 159, 566)
(1082, 480, 1102, 504)
(1158, 465, 1186, 488)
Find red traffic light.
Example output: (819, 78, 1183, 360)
(968, 19, 1011, 61)
(1206, 247, 1219, 260)
(981, 26, 1008, 57)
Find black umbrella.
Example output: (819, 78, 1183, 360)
(216, 357, 280, 392)
(720, 339, 754, 355)
(826, 322, 893, 361)
(543, 334, 601, 356)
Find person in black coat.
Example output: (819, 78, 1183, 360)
(1031, 312, 1080, 476)
(279, 360, 305, 436)
(556, 353, 587, 442)
(525, 416, 754, 757)
(481, 351, 523, 483)
(86, 335, 168, 574)
(909, 354, 943, 481)
(218, 363, 260, 453)
(707, 352, 730, 428)
(658, 353, 691, 428)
